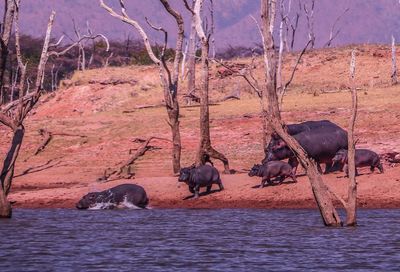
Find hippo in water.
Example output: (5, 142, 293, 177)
(332, 149, 384, 176)
(248, 161, 297, 188)
(76, 184, 149, 210)
(178, 164, 224, 199)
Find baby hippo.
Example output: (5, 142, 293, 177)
(248, 161, 297, 188)
(178, 164, 224, 199)
(76, 184, 149, 210)
(333, 149, 384, 176)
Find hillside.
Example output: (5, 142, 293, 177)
(7, 0, 400, 50)
(1, 44, 400, 209)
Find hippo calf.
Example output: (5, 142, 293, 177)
(178, 164, 224, 199)
(333, 149, 384, 176)
(249, 161, 297, 188)
(76, 184, 149, 210)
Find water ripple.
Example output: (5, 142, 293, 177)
(0, 209, 400, 271)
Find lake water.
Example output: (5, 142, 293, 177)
(0, 209, 399, 271)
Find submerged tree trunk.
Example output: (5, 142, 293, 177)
(0, 125, 24, 218)
(260, 0, 341, 226)
(346, 51, 358, 226)
(1, 125, 25, 196)
(0, 188, 11, 218)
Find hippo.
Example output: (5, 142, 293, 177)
(264, 125, 348, 174)
(332, 149, 384, 176)
(248, 161, 297, 188)
(266, 120, 345, 152)
(178, 164, 224, 199)
(76, 184, 149, 210)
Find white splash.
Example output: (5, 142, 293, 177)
(117, 195, 142, 209)
(88, 201, 116, 210)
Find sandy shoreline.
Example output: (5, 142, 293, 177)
(9, 168, 400, 210)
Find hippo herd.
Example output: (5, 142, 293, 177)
(76, 119, 384, 209)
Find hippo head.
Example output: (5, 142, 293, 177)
(178, 165, 195, 182)
(248, 164, 262, 177)
(76, 192, 101, 209)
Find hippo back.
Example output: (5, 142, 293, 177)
(191, 165, 220, 186)
(266, 128, 348, 164)
(76, 184, 148, 209)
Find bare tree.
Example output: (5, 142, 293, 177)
(259, 0, 360, 226)
(185, 0, 198, 104)
(346, 50, 358, 226)
(391, 35, 398, 85)
(100, 0, 184, 174)
(0, 5, 55, 217)
(283, 0, 301, 51)
(72, 19, 86, 70)
(259, 0, 355, 226)
(185, 0, 231, 172)
(209, 0, 216, 59)
(303, 0, 315, 49)
(324, 7, 349, 48)
(0, 2, 110, 218)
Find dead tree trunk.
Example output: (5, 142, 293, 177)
(0, 0, 17, 105)
(260, 0, 342, 226)
(186, 0, 197, 104)
(0, 3, 107, 217)
(391, 35, 398, 85)
(188, 0, 230, 173)
(346, 50, 358, 226)
(304, 0, 316, 49)
(100, 0, 183, 174)
(1, 125, 24, 196)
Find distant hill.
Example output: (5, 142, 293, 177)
(6, 0, 400, 50)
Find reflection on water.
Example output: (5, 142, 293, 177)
(0, 209, 400, 271)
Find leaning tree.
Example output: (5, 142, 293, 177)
(258, 0, 358, 226)
(100, 0, 184, 174)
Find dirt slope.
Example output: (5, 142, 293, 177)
(1, 45, 400, 209)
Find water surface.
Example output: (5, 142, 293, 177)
(0, 209, 399, 271)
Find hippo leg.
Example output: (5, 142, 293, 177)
(288, 157, 299, 175)
(218, 181, 224, 191)
(189, 186, 195, 194)
(194, 185, 200, 199)
(206, 185, 212, 193)
(278, 176, 286, 184)
(377, 163, 384, 173)
(290, 173, 298, 183)
(370, 166, 375, 173)
(324, 162, 333, 174)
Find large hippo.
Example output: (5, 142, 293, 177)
(178, 164, 224, 199)
(76, 184, 149, 210)
(332, 149, 384, 176)
(265, 120, 346, 155)
(264, 126, 348, 174)
(248, 161, 297, 188)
